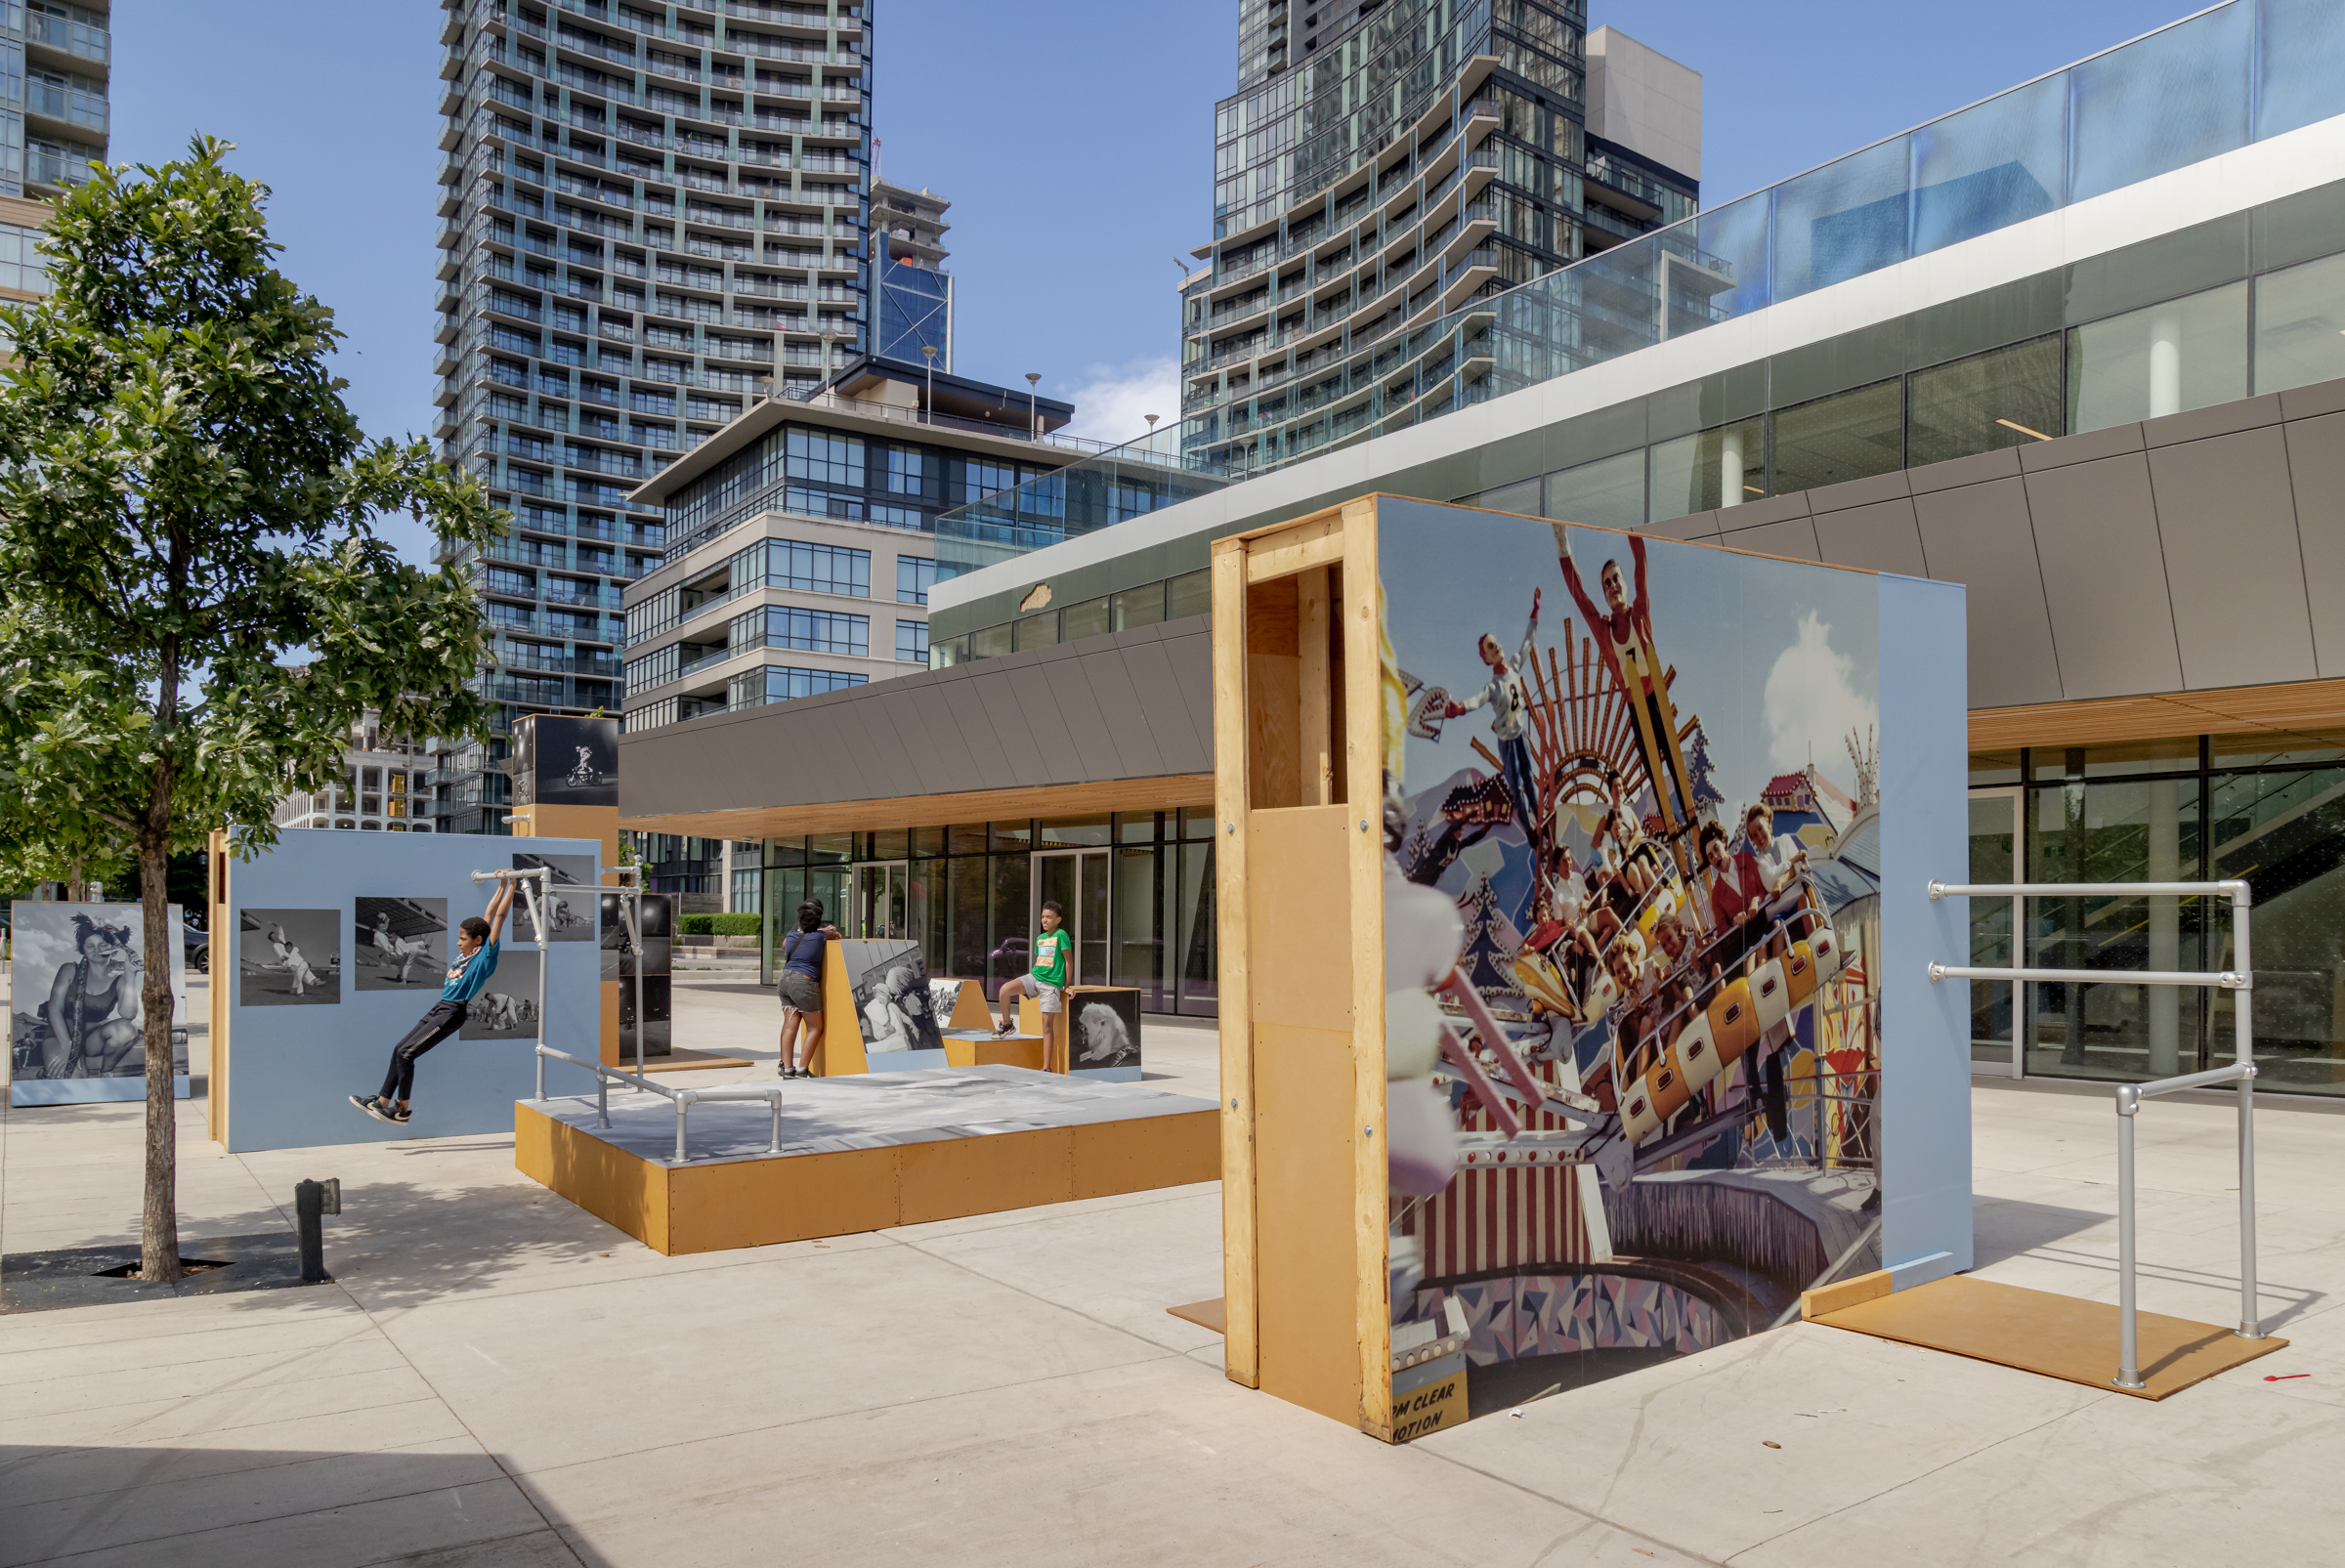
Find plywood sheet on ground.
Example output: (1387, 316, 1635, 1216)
(1168, 1297, 1227, 1335)
(1813, 1274, 2286, 1399)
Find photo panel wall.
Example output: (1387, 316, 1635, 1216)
(8, 903, 190, 1105)
(512, 852, 596, 943)
(239, 908, 341, 1006)
(213, 831, 604, 1151)
(354, 897, 447, 992)
(1215, 496, 1968, 1442)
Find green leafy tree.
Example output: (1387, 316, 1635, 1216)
(0, 137, 503, 1283)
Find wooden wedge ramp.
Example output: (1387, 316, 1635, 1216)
(1806, 1272, 2285, 1400)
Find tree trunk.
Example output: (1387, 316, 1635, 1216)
(138, 829, 181, 1285)
(65, 860, 85, 904)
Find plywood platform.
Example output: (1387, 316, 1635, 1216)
(516, 1065, 1218, 1255)
(1810, 1273, 2286, 1399)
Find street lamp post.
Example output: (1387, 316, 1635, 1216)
(921, 343, 938, 427)
(1024, 371, 1041, 441)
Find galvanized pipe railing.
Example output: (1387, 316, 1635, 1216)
(535, 1043, 786, 1163)
(1928, 878, 2260, 1388)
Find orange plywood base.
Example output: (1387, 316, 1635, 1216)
(1811, 1273, 2286, 1399)
(1169, 1297, 1227, 1335)
(516, 1078, 1218, 1256)
(943, 1033, 1046, 1070)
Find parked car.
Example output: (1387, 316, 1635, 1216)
(183, 915, 209, 974)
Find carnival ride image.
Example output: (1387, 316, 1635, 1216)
(1381, 517, 1885, 1416)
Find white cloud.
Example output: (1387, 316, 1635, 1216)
(1762, 611, 1877, 791)
(1059, 356, 1180, 445)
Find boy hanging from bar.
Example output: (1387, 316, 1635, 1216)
(350, 871, 518, 1125)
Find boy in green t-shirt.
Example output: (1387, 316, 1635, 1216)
(994, 900, 1068, 1070)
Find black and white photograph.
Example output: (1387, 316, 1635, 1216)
(618, 972, 671, 1058)
(520, 714, 618, 807)
(9, 903, 189, 1084)
(239, 908, 341, 1007)
(459, 946, 542, 1039)
(599, 891, 674, 980)
(511, 851, 597, 943)
(353, 897, 447, 992)
(1071, 989, 1143, 1073)
(845, 938, 944, 1055)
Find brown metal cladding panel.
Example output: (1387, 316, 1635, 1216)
(1911, 477, 2064, 707)
(2147, 426, 2318, 691)
(902, 681, 997, 795)
(2284, 411, 2345, 678)
(2022, 454, 2185, 700)
(1717, 516, 1822, 562)
(965, 665, 1050, 783)
(1082, 647, 1171, 780)
(1040, 658, 1126, 781)
(1119, 636, 1209, 775)
(973, 668, 1061, 788)
(1644, 509, 1721, 543)
(826, 699, 903, 797)
(999, 656, 1087, 783)
(939, 670, 1023, 792)
(867, 688, 957, 799)
(1160, 628, 1218, 775)
(1812, 498, 1928, 577)
(840, 688, 923, 794)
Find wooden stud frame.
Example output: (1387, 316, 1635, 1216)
(1214, 497, 1393, 1437)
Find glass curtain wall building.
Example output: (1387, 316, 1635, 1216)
(1, 0, 109, 199)
(946, 0, 2345, 594)
(1181, 0, 1696, 478)
(871, 177, 951, 366)
(432, 0, 871, 834)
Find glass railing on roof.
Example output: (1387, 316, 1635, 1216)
(937, 0, 2345, 584)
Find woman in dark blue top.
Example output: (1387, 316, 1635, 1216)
(777, 900, 838, 1079)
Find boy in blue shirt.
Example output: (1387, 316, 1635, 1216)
(351, 872, 518, 1125)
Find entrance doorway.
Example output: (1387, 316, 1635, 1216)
(1968, 788, 2024, 1078)
(1031, 849, 1109, 989)
(849, 860, 910, 941)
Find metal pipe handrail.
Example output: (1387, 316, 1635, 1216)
(1926, 875, 2259, 1390)
(535, 1042, 786, 1163)
(1928, 964, 2248, 990)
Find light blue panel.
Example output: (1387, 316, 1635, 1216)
(1072, 1065, 1142, 1083)
(1909, 72, 2066, 257)
(1773, 134, 1911, 300)
(2256, 0, 2345, 141)
(1875, 572, 1973, 1285)
(224, 831, 603, 1153)
(13, 1076, 190, 1106)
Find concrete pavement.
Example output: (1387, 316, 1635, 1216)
(3, 975, 2341, 1565)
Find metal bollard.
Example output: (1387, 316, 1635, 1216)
(294, 1177, 340, 1285)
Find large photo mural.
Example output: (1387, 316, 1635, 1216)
(1379, 512, 1885, 1424)
(9, 903, 192, 1104)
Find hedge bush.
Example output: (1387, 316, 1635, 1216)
(679, 912, 762, 936)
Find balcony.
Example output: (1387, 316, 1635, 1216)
(24, 8, 110, 65)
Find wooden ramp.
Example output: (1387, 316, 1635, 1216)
(1168, 1297, 1226, 1335)
(1807, 1273, 2285, 1400)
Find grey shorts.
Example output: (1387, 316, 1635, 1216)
(1033, 981, 1063, 1014)
(777, 972, 822, 1012)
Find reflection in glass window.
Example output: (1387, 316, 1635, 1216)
(783, 426, 863, 488)
(1060, 597, 1110, 640)
(2067, 280, 2247, 433)
(1908, 72, 2065, 257)
(2209, 766, 2345, 1090)
(885, 444, 924, 495)
(2025, 778, 2206, 1082)
(2252, 251, 2345, 396)
(1771, 135, 1908, 299)
(1544, 448, 1644, 530)
(1907, 336, 2063, 468)
(1647, 417, 1765, 524)
(1772, 380, 1903, 495)
(2068, 2, 2249, 204)
(895, 555, 934, 604)
(896, 619, 928, 662)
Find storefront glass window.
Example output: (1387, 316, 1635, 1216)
(1177, 838, 1218, 1013)
(1543, 448, 1643, 530)
(2025, 777, 2206, 1081)
(1770, 378, 1903, 495)
(1647, 415, 1766, 523)
(2251, 249, 2345, 395)
(947, 856, 988, 981)
(1906, 336, 2063, 466)
(987, 853, 1031, 990)
(2207, 766, 2345, 1091)
(2067, 280, 2248, 433)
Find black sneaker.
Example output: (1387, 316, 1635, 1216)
(350, 1094, 397, 1124)
(388, 1104, 412, 1124)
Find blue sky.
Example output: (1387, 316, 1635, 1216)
(112, 1, 2208, 564)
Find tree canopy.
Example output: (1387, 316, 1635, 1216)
(0, 135, 507, 1281)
